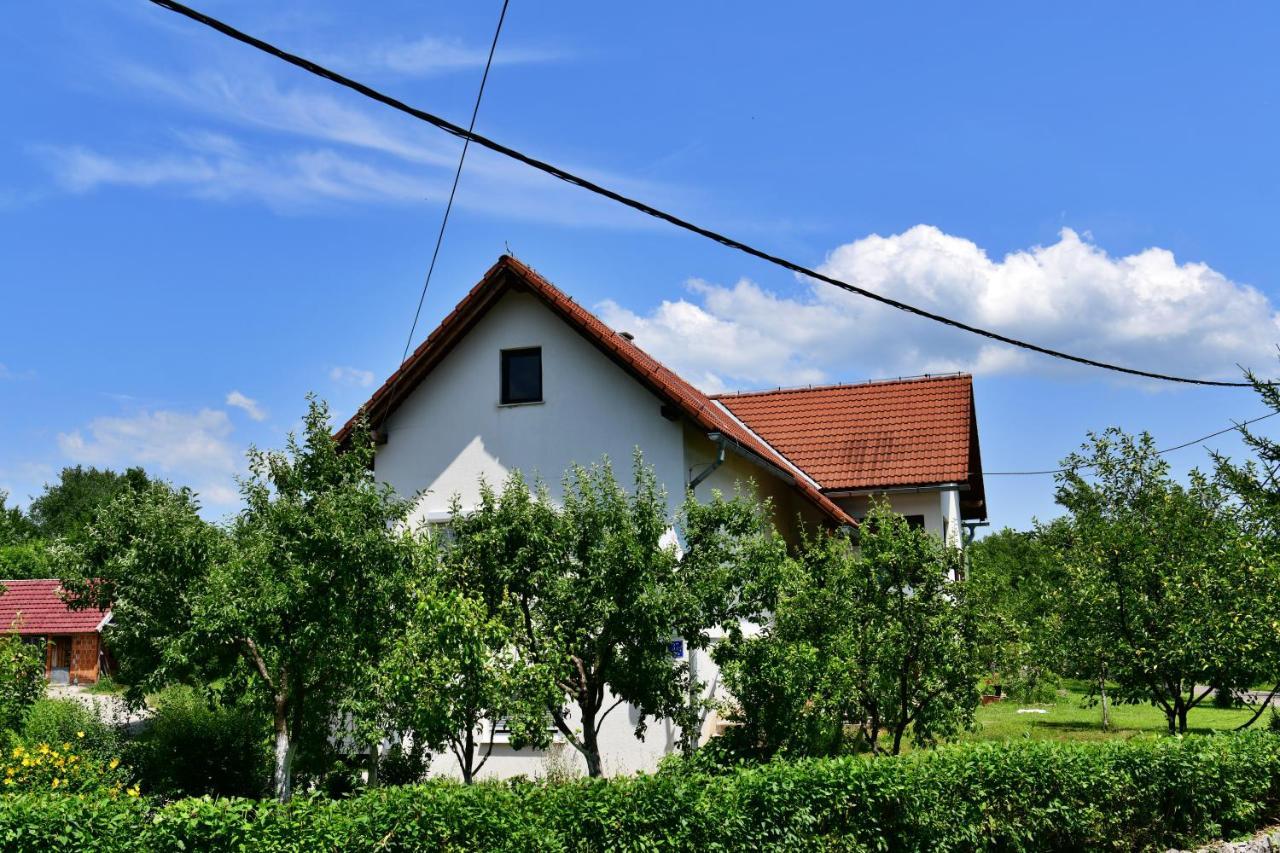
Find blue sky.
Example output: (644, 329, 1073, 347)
(3, 1, 1280, 531)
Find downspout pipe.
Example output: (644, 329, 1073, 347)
(689, 432, 727, 491)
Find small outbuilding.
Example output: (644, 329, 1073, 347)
(0, 579, 112, 685)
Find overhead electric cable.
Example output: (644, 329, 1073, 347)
(398, 0, 509, 366)
(984, 410, 1280, 476)
(148, 0, 1271, 389)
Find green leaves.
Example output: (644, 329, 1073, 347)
(5, 734, 1280, 851)
(0, 630, 43, 733)
(1050, 428, 1274, 731)
(716, 502, 981, 758)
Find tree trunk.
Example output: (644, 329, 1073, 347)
(460, 728, 476, 785)
(367, 743, 380, 788)
(272, 699, 295, 803)
(1177, 703, 1189, 733)
(890, 721, 907, 756)
(580, 708, 603, 777)
(1099, 677, 1111, 730)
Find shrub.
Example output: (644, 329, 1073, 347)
(2, 733, 1280, 851)
(0, 633, 43, 735)
(1, 740, 134, 796)
(125, 685, 270, 800)
(20, 699, 119, 762)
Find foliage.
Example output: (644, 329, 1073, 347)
(0, 632, 43, 734)
(0, 492, 38, 545)
(3, 734, 1280, 851)
(966, 524, 1069, 702)
(62, 397, 419, 801)
(19, 699, 120, 763)
(28, 466, 151, 542)
(1, 739, 135, 797)
(378, 508, 555, 783)
(124, 685, 271, 800)
(0, 492, 52, 579)
(436, 456, 785, 778)
(1215, 370, 1280, 710)
(716, 502, 982, 757)
(60, 480, 228, 696)
(1050, 429, 1276, 733)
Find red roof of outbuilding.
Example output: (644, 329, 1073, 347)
(337, 256, 988, 525)
(0, 579, 109, 635)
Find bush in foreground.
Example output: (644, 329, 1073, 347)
(125, 685, 271, 800)
(2, 733, 1280, 851)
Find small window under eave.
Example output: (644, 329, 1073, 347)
(500, 347, 542, 404)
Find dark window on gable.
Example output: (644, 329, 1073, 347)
(500, 347, 542, 404)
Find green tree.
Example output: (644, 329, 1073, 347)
(29, 466, 151, 541)
(1212, 371, 1280, 724)
(1052, 429, 1270, 733)
(61, 481, 226, 694)
(717, 503, 981, 757)
(0, 491, 53, 580)
(63, 398, 417, 801)
(967, 525, 1068, 702)
(512, 457, 685, 778)
(375, 486, 559, 784)
(0, 626, 44, 734)
(668, 487, 789, 755)
(206, 398, 416, 800)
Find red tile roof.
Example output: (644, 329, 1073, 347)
(0, 579, 109, 635)
(339, 256, 988, 525)
(713, 375, 978, 491)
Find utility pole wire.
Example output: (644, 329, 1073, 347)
(148, 0, 1269, 389)
(400, 0, 509, 367)
(984, 410, 1280, 476)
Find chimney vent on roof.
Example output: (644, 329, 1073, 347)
(619, 331, 635, 341)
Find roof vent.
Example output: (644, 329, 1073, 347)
(619, 331, 635, 341)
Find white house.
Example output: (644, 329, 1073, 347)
(336, 255, 988, 779)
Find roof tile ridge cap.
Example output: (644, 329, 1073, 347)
(710, 373, 972, 400)
(710, 400, 825, 492)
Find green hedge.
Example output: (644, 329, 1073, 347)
(3, 733, 1280, 851)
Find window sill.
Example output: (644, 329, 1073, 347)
(497, 400, 545, 408)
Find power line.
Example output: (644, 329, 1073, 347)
(148, 0, 1269, 389)
(984, 410, 1280, 476)
(399, 0, 509, 367)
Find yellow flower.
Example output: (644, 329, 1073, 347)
(126, 785, 140, 798)
(10, 746, 23, 758)
(50, 778, 59, 789)
(108, 757, 120, 770)
(76, 731, 84, 739)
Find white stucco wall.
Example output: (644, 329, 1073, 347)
(834, 490, 948, 538)
(374, 290, 686, 524)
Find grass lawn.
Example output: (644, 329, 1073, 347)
(966, 689, 1261, 742)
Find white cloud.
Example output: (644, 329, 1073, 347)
(225, 390, 267, 421)
(598, 226, 1280, 393)
(330, 366, 375, 388)
(330, 36, 560, 77)
(35, 66, 678, 226)
(57, 408, 241, 510)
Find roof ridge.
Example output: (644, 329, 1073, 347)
(709, 373, 971, 400)
(335, 256, 855, 526)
